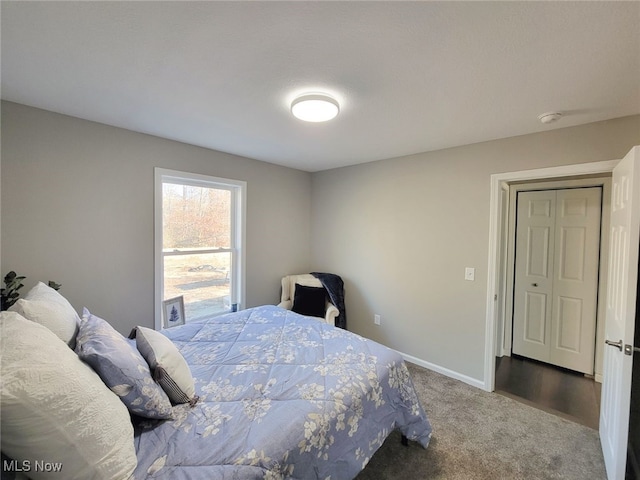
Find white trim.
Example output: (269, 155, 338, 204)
(496, 184, 510, 358)
(154, 169, 164, 330)
(485, 159, 619, 392)
(235, 175, 247, 315)
(163, 248, 234, 257)
(154, 168, 247, 330)
(398, 350, 486, 391)
(159, 168, 242, 190)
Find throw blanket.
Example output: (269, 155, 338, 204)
(311, 272, 347, 330)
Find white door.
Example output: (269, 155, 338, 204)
(513, 190, 556, 362)
(512, 188, 602, 374)
(549, 188, 602, 373)
(600, 146, 640, 480)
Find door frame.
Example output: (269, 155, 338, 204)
(484, 159, 619, 392)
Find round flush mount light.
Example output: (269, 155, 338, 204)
(538, 111, 563, 124)
(291, 94, 340, 122)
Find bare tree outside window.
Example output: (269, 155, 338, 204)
(163, 184, 231, 249)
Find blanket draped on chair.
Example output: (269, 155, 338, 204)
(311, 272, 346, 330)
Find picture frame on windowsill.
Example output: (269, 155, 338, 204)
(162, 296, 185, 328)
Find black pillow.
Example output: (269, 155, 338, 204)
(292, 284, 327, 318)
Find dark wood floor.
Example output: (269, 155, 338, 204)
(495, 355, 601, 430)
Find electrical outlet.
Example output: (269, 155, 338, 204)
(374, 314, 381, 325)
(465, 267, 475, 281)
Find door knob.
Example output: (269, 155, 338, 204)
(605, 339, 623, 351)
(626, 345, 640, 355)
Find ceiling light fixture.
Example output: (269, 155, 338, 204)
(538, 111, 563, 124)
(291, 94, 340, 122)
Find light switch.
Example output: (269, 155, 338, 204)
(465, 267, 475, 281)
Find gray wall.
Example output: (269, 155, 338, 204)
(3, 100, 640, 384)
(310, 115, 640, 382)
(1, 101, 312, 334)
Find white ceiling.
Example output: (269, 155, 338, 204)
(2, 1, 639, 172)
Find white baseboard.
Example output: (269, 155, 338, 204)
(397, 350, 486, 391)
(595, 373, 603, 383)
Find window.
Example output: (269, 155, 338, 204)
(154, 168, 245, 328)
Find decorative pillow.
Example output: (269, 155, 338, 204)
(133, 326, 198, 405)
(8, 281, 80, 348)
(292, 283, 327, 318)
(0, 311, 137, 480)
(75, 308, 173, 419)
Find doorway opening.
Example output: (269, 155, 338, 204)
(484, 160, 618, 394)
(494, 176, 610, 426)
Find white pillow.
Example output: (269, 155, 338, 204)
(0, 311, 137, 480)
(9, 281, 80, 348)
(134, 326, 198, 405)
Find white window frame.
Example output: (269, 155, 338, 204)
(154, 168, 246, 330)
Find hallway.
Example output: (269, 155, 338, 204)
(495, 354, 601, 430)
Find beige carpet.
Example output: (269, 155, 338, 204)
(355, 363, 607, 480)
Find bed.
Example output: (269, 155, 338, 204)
(133, 305, 431, 479)
(1, 283, 431, 480)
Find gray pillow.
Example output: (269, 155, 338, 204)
(134, 326, 198, 406)
(75, 308, 173, 419)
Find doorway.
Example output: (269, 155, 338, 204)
(492, 175, 611, 426)
(485, 160, 620, 392)
(498, 176, 611, 380)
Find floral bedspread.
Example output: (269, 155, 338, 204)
(133, 305, 431, 479)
